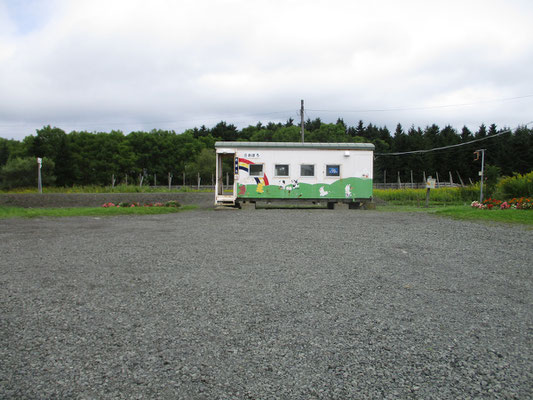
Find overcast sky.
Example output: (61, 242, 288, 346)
(1, 0, 532, 140)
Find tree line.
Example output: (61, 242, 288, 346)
(0, 118, 531, 189)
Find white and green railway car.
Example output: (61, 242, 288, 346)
(215, 142, 375, 208)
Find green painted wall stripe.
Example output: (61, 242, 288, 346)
(237, 178, 372, 200)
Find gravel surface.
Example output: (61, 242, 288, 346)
(1, 210, 532, 399)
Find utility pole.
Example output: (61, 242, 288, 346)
(300, 99, 305, 143)
(475, 149, 486, 202)
(37, 157, 42, 194)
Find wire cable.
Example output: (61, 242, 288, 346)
(0, 110, 297, 129)
(308, 94, 533, 114)
(375, 121, 532, 156)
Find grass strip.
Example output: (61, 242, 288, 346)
(0, 185, 213, 194)
(376, 204, 533, 225)
(2, 203, 531, 226)
(431, 206, 533, 225)
(0, 205, 197, 219)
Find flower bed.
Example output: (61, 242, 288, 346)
(471, 197, 532, 210)
(102, 200, 181, 208)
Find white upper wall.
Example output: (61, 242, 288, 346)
(235, 147, 373, 183)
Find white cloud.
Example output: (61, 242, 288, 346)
(0, 0, 532, 139)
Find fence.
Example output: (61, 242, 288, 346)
(378, 170, 472, 190)
(151, 182, 462, 191)
(125, 171, 468, 191)
(374, 182, 461, 190)
(151, 185, 216, 191)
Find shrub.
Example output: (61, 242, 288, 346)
(102, 201, 181, 208)
(484, 164, 501, 197)
(483, 198, 502, 209)
(495, 171, 533, 198)
(458, 184, 480, 201)
(471, 197, 532, 210)
(373, 187, 467, 204)
(0, 157, 56, 190)
(509, 197, 533, 210)
(117, 202, 140, 207)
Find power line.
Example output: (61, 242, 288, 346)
(375, 121, 532, 156)
(0, 110, 297, 129)
(308, 94, 533, 114)
(1, 94, 531, 129)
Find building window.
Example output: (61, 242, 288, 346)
(249, 164, 263, 176)
(275, 164, 289, 176)
(300, 164, 315, 177)
(326, 165, 340, 177)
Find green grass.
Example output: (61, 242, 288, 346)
(0, 205, 197, 219)
(376, 204, 533, 225)
(0, 185, 214, 194)
(2, 203, 530, 226)
(431, 206, 533, 225)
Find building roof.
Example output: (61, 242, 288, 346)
(214, 141, 375, 150)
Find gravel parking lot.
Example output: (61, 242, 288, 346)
(1, 209, 532, 399)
